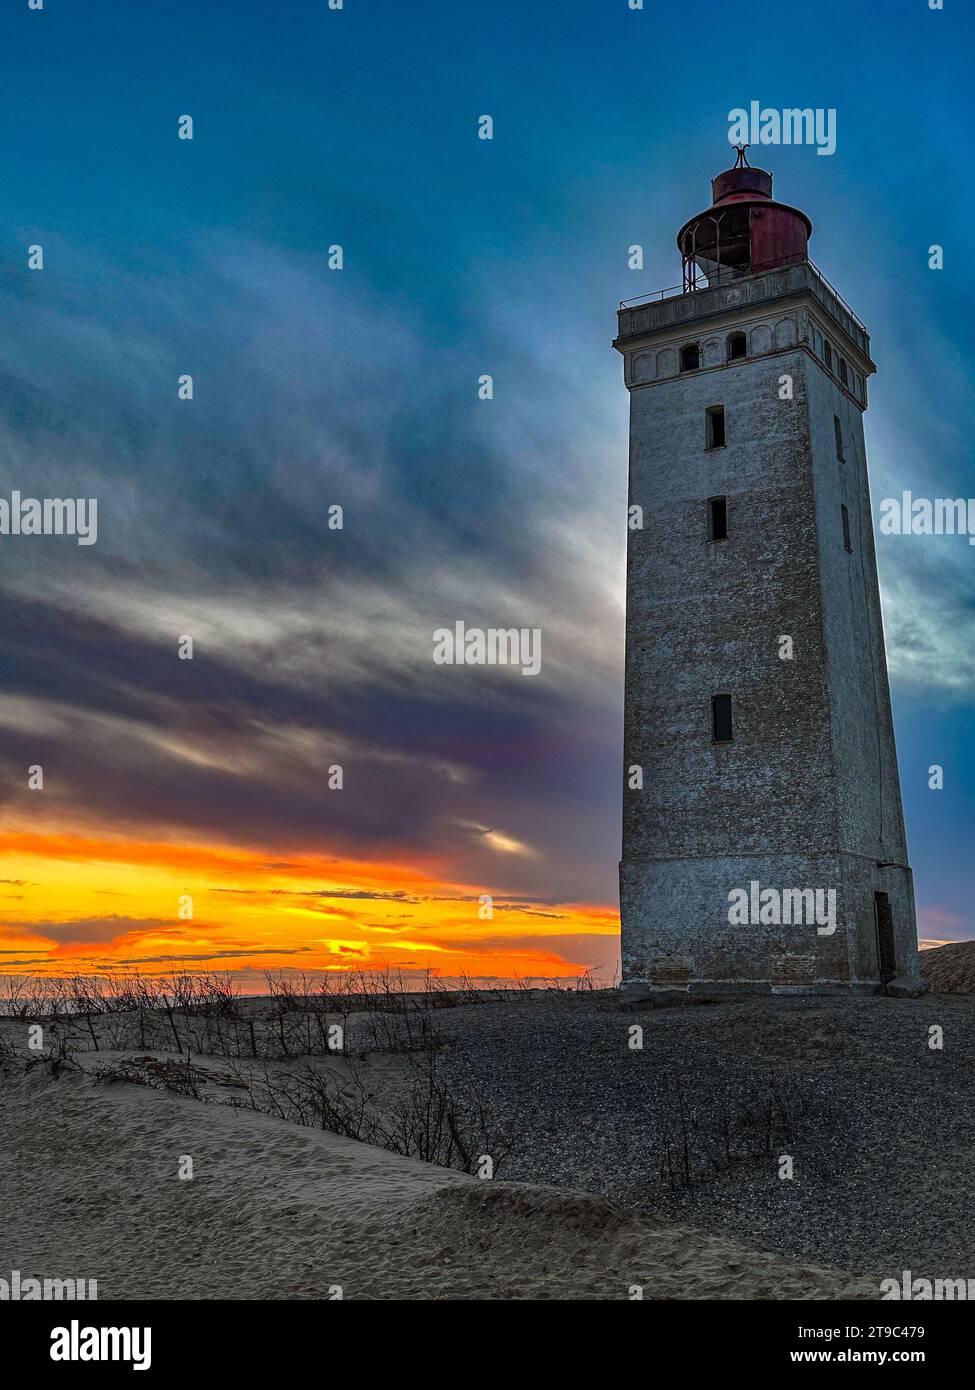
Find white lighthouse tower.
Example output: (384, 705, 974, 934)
(614, 152, 921, 999)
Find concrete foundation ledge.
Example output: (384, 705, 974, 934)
(620, 978, 882, 1005)
(885, 975, 927, 998)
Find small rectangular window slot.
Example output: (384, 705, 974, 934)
(708, 496, 728, 541)
(711, 693, 733, 743)
(706, 405, 726, 449)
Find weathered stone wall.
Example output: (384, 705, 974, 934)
(804, 356, 919, 981)
(616, 271, 918, 996)
(620, 852, 851, 992)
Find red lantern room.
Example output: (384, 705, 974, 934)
(677, 146, 812, 292)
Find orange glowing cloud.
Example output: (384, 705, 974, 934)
(0, 821, 619, 983)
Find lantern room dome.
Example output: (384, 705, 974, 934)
(677, 148, 812, 291)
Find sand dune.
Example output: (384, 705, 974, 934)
(0, 1064, 874, 1301)
(921, 940, 975, 995)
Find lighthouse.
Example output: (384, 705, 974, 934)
(614, 151, 922, 999)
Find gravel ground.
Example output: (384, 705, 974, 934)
(428, 990, 975, 1279)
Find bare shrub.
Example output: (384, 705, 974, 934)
(656, 1072, 800, 1193)
(0, 1023, 79, 1079)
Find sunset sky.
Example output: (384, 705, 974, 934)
(1, 0, 972, 985)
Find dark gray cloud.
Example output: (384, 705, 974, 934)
(0, 240, 626, 907)
(2, 916, 174, 946)
(108, 949, 313, 965)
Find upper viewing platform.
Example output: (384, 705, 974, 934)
(616, 255, 872, 364)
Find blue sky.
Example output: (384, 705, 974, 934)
(0, 0, 971, 973)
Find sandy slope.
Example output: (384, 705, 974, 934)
(921, 940, 975, 994)
(0, 1065, 874, 1300)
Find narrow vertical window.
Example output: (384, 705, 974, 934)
(680, 343, 700, 372)
(824, 341, 833, 371)
(711, 694, 733, 743)
(834, 414, 845, 461)
(706, 405, 726, 449)
(707, 496, 728, 541)
(842, 503, 852, 552)
(727, 331, 747, 360)
(839, 358, 849, 388)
